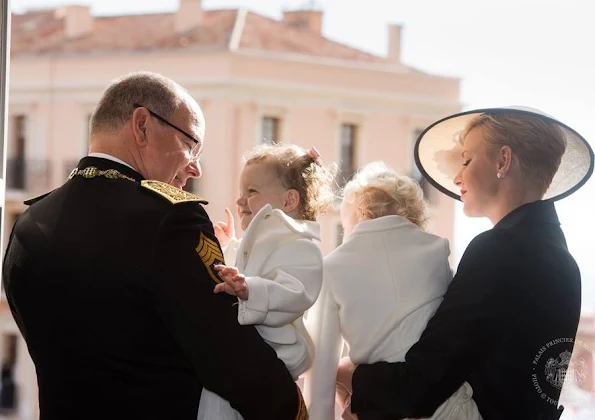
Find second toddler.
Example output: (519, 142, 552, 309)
(197, 143, 335, 420)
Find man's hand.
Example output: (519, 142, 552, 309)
(213, 264, 249, 301)
(213, 208, 235, 247)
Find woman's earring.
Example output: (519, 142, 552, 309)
(497, 172, 504, 179)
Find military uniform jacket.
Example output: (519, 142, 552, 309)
(351, 200, 581, 420)
(2, 156, 306, 420)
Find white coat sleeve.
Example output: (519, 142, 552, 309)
(303, 272, 343, 420)
(222, 237, 241, 267)
(237, 238, 323, 327)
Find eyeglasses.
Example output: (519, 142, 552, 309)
(133, 103, 202, 160)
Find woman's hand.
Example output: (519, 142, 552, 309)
(336, 357, 359, 420)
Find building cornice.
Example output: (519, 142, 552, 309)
(231, 48, 459, 80)
(11, 47, 460, 82)
(9, 75, 459, 114)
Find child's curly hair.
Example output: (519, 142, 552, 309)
(342, 161, 429, 229)
(243, 144, 336, 221)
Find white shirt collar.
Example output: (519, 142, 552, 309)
(87, 153, 136, 171)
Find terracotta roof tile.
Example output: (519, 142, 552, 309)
(10, 7, 389, 64)
(239, 12, 387, 63)
(11, 9, 237, 55)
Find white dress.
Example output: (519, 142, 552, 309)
(197, 205, 323, 420)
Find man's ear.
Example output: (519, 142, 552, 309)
(131, 107, 149, 147)
(284, 189, 300, 213)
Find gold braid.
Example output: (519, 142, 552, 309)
(68, 166, 136, 182)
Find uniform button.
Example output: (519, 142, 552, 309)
(243, 251, 248, 258)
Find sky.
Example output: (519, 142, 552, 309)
(9, 0, 595, 312)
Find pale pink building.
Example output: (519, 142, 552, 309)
(0, 1, 461, 417)
(558, 315, 595, 416)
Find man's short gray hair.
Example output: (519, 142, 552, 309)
(90, 71, 189, 135)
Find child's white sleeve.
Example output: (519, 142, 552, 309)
(303, 273, 343, 420)
(222, 237, 241, 267)
(237, 238, 322, 327)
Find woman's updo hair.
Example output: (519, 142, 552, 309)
(462, 112, 567, 196)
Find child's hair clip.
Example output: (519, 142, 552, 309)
(307, 146, 322, 165)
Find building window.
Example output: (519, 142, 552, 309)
(184, 178, 196, 193)
(412, 129, 424, 181)
(12, 115, 26, 158)
(184, 161, 203, 194)
(9, 211, 21, 235)
(185, 177, 198, 194)
(86, 113, 93, 136)
(0, 333, 18, 410)
(339, 123, 357, 185)
(412, 128, 434, 202)
(336, 223, 344, 247)
(7, 115, 27, 190)
(80, 113, 93, 155)
(261, 117, 281, 144)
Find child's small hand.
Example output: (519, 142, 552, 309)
(213, 208, 235, 247)
(213, 264, 249, 301)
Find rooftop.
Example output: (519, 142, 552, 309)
(10, 4, 395, 66)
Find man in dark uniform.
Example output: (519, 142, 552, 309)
(2, 71, 307, 420)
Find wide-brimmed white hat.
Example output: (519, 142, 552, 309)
(414, 106, 594, 201)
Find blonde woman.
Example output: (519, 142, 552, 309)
(304, 161, 481, 420)
(342, 108, 593, 420)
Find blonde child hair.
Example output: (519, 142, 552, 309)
(342, 161, 429, 229)
(243, 143, 336, 221)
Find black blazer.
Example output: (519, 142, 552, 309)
(2, 157, 305, 420)
(351, 200, 581, 420)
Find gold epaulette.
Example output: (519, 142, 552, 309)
(141, 180, 208, 205)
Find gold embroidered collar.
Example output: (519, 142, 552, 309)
(68, 166, 208, 205)
(68, 166, 136, 182)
